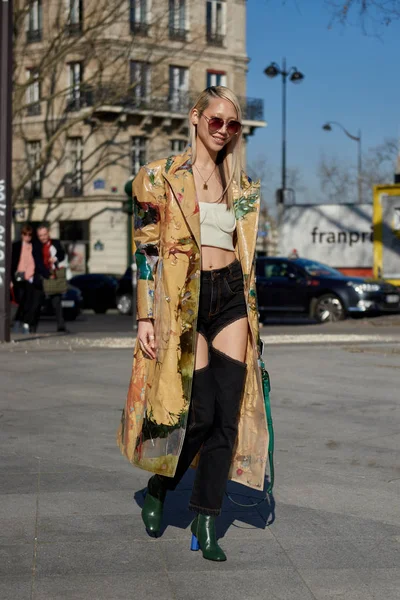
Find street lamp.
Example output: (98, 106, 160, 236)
(264, 58, 305, 203)
(322, 121, 362, 203)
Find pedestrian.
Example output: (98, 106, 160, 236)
(117, 86, 270, 561)
(33, 225, 68, 333)
(11, 225, 43, 333)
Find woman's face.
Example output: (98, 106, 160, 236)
(192, 97, 240, 154)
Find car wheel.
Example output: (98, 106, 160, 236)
(313, 294, 345, 323)
(117, 294, 133, 315)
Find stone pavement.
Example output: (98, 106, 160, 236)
(0, 330, 399, 599)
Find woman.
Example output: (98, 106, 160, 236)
(11, 224, 41, 333)
(118, 86, 270, 561)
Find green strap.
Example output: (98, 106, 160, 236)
(259, 358, 275, 494)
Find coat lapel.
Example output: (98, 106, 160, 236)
(163, 149, 201, 251)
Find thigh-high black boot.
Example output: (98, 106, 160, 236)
(189, 346, 246, 561)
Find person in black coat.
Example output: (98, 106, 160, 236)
(11, 225, 43, 333)
(33, 225, 67, 332)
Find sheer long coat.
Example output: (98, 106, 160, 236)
(117, 149, 270, 491)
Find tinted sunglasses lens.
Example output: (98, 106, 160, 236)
(227, 121, 241, 135)
(208, 117, 224, 132)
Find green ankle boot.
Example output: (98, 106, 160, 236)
(141, 475, 166, 537)
(190, 515, 227, 561)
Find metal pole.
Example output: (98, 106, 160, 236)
(281, 57, 287, 192)
(0, 0, 13, 342)
(357, 129, 362, 203)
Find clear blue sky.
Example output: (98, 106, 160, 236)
(245, 0, 400, 205)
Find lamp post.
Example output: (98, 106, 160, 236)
(322, 121, 362, 203)
(264, 58, 305, 203)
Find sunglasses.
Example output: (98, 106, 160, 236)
(201, 114, 242, 136)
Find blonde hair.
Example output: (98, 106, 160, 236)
(189, 86, 243, 207)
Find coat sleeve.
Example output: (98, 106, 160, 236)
(54, 240, 65, 263)
(131, 165, 164, 320)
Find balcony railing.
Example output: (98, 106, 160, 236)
(24, 183, 41, 201)
(206, 32, 224, 46)
(241, 98, 264, 122)
(65, 21, 83, 36)
(169, 27, 187, 41)
(26, 102, 41, 116)
(130, 21, 149, 36)
(64, 182, 82, 197)
(26, 29, 42, 43)
(79, 85, 264, 122)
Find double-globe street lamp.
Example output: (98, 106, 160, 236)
(322, 121, 362, 203)
(264, 58, 305, 204)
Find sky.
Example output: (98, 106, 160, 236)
(245, 0, 400, 207)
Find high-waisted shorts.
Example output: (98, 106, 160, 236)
(197, 259, 248, 343)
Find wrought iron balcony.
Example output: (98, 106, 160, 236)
(85, 85, 264, 123)
(24, 183, 41, 201)
(241, 97, 264, 122)
(169, 27, 187, 41)
(65, 21, 83, 36)
(64, 182, 82, 197)
(130, 21, 149, 36)
(206, 32, 224, 47)
(26, 102, 41, 116)
(26, 29, 42, 44)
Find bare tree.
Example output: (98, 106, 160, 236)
(325, 0, 400, 31)
(13, 0, 205, 221)
(317, 137, 398, 202)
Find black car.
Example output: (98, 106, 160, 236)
(256, 257, 400, 323)
(41, 284, 83, 321)
(116, 267, 134, 315)
(69, 273, 119, 313)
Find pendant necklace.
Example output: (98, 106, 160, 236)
(194, 164, 216, 190)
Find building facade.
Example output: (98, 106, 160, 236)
(13, 0, 265, 275)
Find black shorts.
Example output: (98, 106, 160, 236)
(197, 259, 247, 343)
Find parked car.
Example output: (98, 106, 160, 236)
(41, 284, 83, 321)
(256, 257, 400, 323)
(69, 273, 119, 313)
(116, 267, 133, 315)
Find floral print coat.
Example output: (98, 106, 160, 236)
(117, 149, 270, 491)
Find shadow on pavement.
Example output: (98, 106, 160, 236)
(133, 471, 275, 540)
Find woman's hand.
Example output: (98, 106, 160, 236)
(137, 319, 156, 359)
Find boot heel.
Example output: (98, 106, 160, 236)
(190, 534, 200, 551)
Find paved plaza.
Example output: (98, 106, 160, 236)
(1, 314, 399, 599)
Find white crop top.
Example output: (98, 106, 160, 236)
(199, 202, 236, 251)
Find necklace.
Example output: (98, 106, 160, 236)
(194, 164, 216, 190)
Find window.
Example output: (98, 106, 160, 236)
(65, 137, 83, 196)
(66, 0, 83, 35)
(130, 0, 149, 35)
(169, 0, 187, 41)
(130, 61, 150, 107)
(131, 137, 147, 176)
(206, 0, 226, 46)
(67, 62, 83, 111)
(26, 69, 41, 116)
(261, 261, 290, 279)
(171, 139, 187, 153)
(206, 70, 226, 88)
(26, 0, 42, 43)
(26, 141, 42, 199)
(169, 65, 189, 112)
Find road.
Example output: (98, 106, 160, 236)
(1, 311, 399, 599)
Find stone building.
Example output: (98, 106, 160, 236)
(13, 0, 265, 275)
